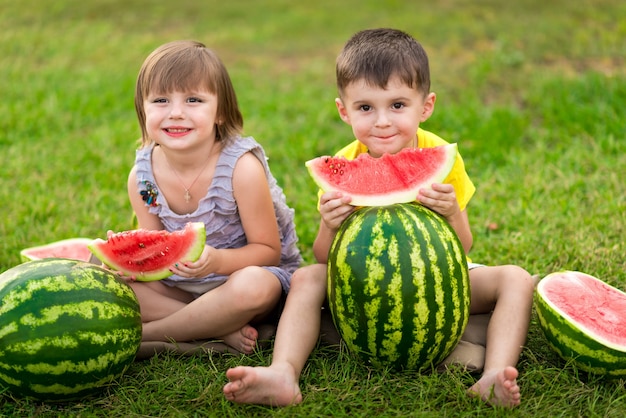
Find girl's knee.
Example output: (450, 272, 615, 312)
(228, 267, 282, 305)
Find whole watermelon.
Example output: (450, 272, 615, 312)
(328, 203, 470, 370)
(0, 258, 142, 401)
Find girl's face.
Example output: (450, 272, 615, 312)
(143, 89, 219, 151)
(335, 76, 435, 158)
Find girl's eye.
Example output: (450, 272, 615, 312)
(152, 98, 167, 103)
(187, 97, 202, 103)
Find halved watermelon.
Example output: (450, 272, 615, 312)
(88, 222, 206, 282)
(20, 238, 93, 262)
(305, 144, 457, 206)
(535, 271, 626, 377)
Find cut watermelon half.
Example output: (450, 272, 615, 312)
(535, 271, 626, 377)
(20, 238, 93, 262)
(305, 144, 457, 206)
(88, 222, 206, 282)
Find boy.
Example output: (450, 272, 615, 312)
(223, 28, 535, 408)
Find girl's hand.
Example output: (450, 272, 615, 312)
(417, 183, 461, 220)
(169, 245, 219, 279)
(319, 191, 355, 231)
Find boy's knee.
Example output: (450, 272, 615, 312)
(505, 265, 535, 295)
(290, 264, 327, 293)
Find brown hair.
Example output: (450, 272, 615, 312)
(336, 28, 431, 98)
(134, 40, 243, 147)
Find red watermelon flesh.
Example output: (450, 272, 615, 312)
(88, 222, 206, 282)
(539, 271, 626, 347)
(20, 238, 93, 262)
(305, 144, 457, 206)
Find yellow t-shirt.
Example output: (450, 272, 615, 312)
(329, 128, 476, 210)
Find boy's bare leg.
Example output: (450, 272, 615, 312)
(467, 265, 534, 408)
(223, 264, 328, 406)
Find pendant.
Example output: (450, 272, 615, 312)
(184, 189, 191, 203)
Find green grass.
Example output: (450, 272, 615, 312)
(1, 0, 626, 416)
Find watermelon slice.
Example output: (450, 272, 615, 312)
(20, 238, 93, 262)
(535, 271, 626, 377)
(305, 144, 457, 206)
(88, 222, 206, 282)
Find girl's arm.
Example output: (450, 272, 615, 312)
(197, 151, 281, 275)
(127, 166, 165, 231)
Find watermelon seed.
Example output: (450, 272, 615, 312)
(139, 243, 145, 248)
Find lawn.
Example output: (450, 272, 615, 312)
(1, 0, 625, 416)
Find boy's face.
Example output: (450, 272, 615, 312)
(335, 76, 435, 158)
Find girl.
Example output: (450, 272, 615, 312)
(127, 40, 301, 354)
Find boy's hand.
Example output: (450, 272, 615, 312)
(319, 191, 355, 231)
(417, 183, 461, 220)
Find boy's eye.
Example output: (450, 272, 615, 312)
(359, 104, 372, 112)
(392, 102, 404, 109)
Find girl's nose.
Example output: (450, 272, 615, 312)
(169, 103, 184, 119)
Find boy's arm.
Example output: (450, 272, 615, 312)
(446, 209, 473, 254)
(312, 191, 354, 263)
(312, 219, 337, 263)
(418, 183, 473, 254)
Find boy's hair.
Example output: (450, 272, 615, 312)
(336, 28, 431, 97)
(135, 40, 243, 147)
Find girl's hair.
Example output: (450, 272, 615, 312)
(336, 28, 431, 98)
(135, 40, 243, 147)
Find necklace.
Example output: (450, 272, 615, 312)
(164, 152, 213, 203)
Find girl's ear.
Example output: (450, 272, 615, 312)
(420, 92, 436, 122)
(335, 98, 351, 124)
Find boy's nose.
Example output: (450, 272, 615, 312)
(375, 111, 391, 127)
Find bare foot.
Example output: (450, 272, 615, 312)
(468, 366, 521, 408)
(220, 324, 258, 354)
(223, 364, 302, 406)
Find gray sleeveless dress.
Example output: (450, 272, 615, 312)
(134, 136, 301, 294)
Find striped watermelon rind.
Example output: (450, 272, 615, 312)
(328, 203, 470, 370)
(0, 258, 142, 401)
(535, 271, 626, 377)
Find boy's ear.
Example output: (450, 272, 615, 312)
(335, 98, 350, 124)
(420, 92, 436, 122)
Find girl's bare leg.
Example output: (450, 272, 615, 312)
(223, 264, 327, 406)
(136, 267, 282, 353)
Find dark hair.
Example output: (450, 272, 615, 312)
(336, 28, 431, 97)
(135, 40, 243, 147)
